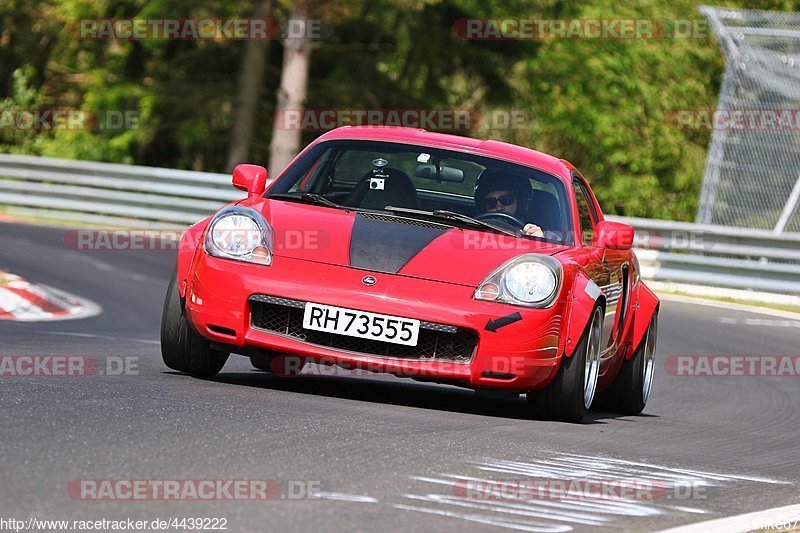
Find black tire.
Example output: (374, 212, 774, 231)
(160, 269, 229, 378)
(527, 306, 603, 423)
(597, 312, 658, 415)
(250, 353, 274, 372)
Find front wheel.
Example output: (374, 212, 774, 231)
(160, 270, 229, 378)
(597, 312, 657, 415)
(527, 306, 603, 422)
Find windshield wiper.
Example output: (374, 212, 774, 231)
(269, 192, 343, 209)
(382, 206, 517, 238)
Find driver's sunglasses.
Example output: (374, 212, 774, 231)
(484, 193, 517, 210)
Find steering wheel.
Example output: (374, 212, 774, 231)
(474, 212, 526, 231)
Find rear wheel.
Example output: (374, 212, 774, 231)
(160, 270, 229, 378)
(598, 313, 658, 415)
(527, 306, 603, 422)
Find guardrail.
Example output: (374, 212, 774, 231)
(0, 154, 238, 227)
(2, 154, 799, 297)
(607, 216, 800, 296)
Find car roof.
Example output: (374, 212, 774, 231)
(313, 126, 576, 182)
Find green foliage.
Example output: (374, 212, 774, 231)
(0, 65, 46, 153)
(516, 0, 722, 219)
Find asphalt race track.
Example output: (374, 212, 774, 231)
(1, 221, 799, 532)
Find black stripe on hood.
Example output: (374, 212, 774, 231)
(349, 213, 448, 273)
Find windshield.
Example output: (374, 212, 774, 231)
(268, 140, 573, 245)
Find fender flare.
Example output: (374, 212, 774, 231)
(563, 272, 605, 357)
(177, 218, 211, 298)
(629, 280, 659, 358)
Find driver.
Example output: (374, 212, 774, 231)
(474, 171, 544, 238)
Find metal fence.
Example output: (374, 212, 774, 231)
(697, 6, 800, 233)
(2, 154, 799, 296)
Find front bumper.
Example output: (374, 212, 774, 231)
(185, 253, 568, 391)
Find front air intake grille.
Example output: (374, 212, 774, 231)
(249, 295, 476, 363)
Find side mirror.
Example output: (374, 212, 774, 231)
(232, 164, 267, 198)
(594, 220, 634, 250)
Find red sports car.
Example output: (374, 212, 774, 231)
(161, 126, 659, 422)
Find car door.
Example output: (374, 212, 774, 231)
(572, 174, 626, 360)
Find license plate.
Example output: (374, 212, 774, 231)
(302, 303, 420, 347)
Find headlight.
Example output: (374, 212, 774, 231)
(505, 262, 557, 303)
(474, 254, 561, 307)
(204, 207, 273, 265)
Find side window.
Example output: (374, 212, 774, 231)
(289, 148, 335, 192)
(573, 180, 596, 245)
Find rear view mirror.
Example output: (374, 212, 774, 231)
(594, 220, 634, 250)
(415, 164, 465, 183)
(232, 164, 268, 198)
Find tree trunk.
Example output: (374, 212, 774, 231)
(268, 0, 311, 180)
(226, 0, 272, 173)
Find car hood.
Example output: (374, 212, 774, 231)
(255, 199, 568, 287)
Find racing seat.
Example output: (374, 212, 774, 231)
(343, 167, 419, 210)
(529, 190, 563, 232)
